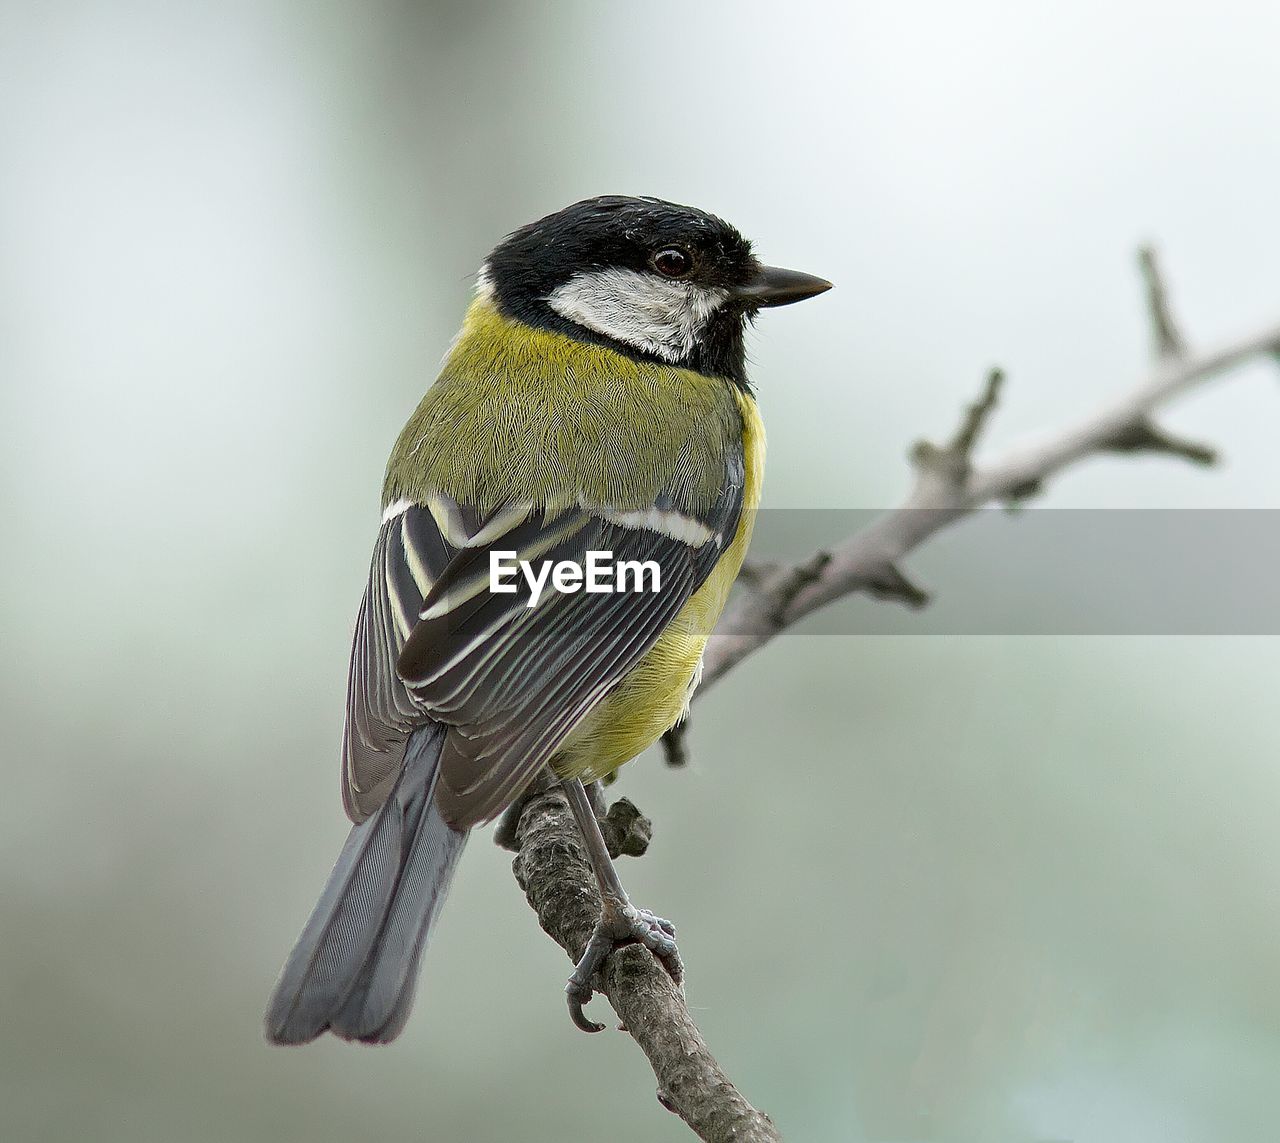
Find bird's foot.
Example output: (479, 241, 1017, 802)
(565, 899, 683, 1033)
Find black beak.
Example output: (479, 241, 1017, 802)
(733, 264, 833, 308)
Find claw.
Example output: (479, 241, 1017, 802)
(556, 778, 684, 1034)
(566, 981, 606, 1033)
(564, 900, 683, 1032)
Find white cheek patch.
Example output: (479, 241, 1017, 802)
(546, 268, 730, 363)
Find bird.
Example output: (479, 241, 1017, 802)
(264, 195, 831, 1044)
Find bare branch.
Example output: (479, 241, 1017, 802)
(946, 365, 1005, 459)
(700, 257, 1280, 690)
(512, 781, 781, 1143)
(598, 796, 653, 859)
(1103, 419, 1217, 466)
(863, 559, 930, 608)
(1138, 245, 1188, 359)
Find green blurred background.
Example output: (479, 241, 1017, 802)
(4, 3, 1280, 1141)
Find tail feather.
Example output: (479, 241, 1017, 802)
(265, 725, 468, 1045)
(330, 796, 461, 1042)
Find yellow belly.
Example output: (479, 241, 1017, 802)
(554, 388, 765, 780)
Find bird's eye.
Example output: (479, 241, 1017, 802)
(651, 248, 692, 278)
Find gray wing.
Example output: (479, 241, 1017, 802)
(342, 458, 743, 828)
(341, 501, 452, 820)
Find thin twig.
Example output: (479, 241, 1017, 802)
(700, 260, 1280, 690)
(1138, 245, 1187, 359)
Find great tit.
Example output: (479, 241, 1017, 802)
(265, 195, 831, 1044)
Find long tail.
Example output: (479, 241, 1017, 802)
(265, 724, 468, 1045)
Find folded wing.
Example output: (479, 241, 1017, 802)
(342, 453, 743, 827)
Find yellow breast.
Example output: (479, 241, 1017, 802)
(555, 388, 765, 780)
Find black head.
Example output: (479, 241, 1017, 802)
(481, 196, 830, 386)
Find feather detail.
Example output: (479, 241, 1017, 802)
(266, 725, 466, 1045)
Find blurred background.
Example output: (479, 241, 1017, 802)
(3, 2, 1280, 1140)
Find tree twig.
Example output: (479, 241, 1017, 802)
(506, 249, 1280, 1140)
(511, 779, 781, 1143)
(1138, 244, 1188, 360)
(700, 259, 1280, 690)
